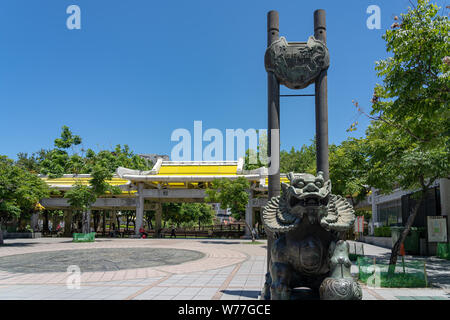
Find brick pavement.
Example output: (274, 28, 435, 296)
(0, 238, 448, 300)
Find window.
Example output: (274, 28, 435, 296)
(377, 199, 402, 226)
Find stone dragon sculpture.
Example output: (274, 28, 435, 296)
(261, 172, 362, 300)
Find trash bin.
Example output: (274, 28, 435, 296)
(391, 226, 421, 255)
(404, 227, 421, 255)
(437, 242, 450, 260)
(390, 226, 405, 248)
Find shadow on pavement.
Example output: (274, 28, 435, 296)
(200, 241, 239, 245)
(0, 242, 37, 247)
(221, 289, 260, 299)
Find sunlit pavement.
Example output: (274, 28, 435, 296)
(0, 238, 448, 300)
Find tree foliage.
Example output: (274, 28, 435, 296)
(356, 0, 449, 269)
(0, 156, 50, 243)
(205, 177, 250, 220)
(329, 138, 370, 204)
(161, 203, 215, 228)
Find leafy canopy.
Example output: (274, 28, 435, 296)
(0, 156, 49, 225)
(364, 0, 449, 193)
(205, 177, 250, 220)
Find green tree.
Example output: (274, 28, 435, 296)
(280, 143, 316, 174)
(244, 131, 268, 171)
(179, 203, 215, 228)
(161, 203, 183, 227)
(329, 138, 370, 205)
(64, 182, 96, 233)
(205, 177, 253, 241)
(40, 126, 83, 177)
(40, 126, 146, 234)
(0, 156, 50, 244)
(64, 165, 121, 234)
(356, 0, 449, 271)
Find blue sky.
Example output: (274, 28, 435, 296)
(0, 0, 446, 160)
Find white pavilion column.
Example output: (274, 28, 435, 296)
(440, 178, 450, 232)
(245, 190, 254, 238)
(135, 182, 145, 236)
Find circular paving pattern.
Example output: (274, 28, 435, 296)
(0, 248, 205, 273)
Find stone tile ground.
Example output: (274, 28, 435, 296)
(0, 238, 448, 300)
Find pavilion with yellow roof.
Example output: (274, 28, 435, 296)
(40, 158, 287, 238)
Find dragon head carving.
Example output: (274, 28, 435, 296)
(262, 172, 355, 233)
(282, 171, 331, 215)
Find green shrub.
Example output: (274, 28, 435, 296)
(374, 226, 391, 237)
(359, 271, 426, 288)
(357, 257, 428, 288)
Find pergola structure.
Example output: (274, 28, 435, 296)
(39, 158, 288, 237)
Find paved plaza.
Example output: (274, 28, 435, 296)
(0, 238, 449, 300)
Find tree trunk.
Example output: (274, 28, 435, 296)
(82, 210, 91, 234)
(52, 214, 59, 233)
(17, 214, 23, 232)
(388, 189, 426, 274)
(93, 211, 99, 232)
(102, 211, 106, 236)
(243, 219, 255, 242)
(0, 223, 3, 245)
(63, 210, 72, 237)
(43, 212, 49, 233)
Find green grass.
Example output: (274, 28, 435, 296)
(359, 271, 427, 288)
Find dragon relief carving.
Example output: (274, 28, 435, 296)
(264, 36, 330, 90)
(261, 172, 362, 300)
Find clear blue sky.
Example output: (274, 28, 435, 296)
(0, 0, 446, 160)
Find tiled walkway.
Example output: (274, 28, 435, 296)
(0, 238, 449, 300)
(0, 238, 266, 300)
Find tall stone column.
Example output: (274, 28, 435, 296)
(135, 182, 145, 236)
(63, 210, 73, 237)
(314, 9, 329, 181)
(267, 9, 280, 276)
(154, 202, 162, 238)
(245, 190, 254, 238)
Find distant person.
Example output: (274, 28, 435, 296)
(139, 227, 148, 239)
(170, 226, 176, 238)
(110, 223, 118, 237)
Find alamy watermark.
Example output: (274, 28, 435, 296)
(66, 265, 81, 289)
(66, 5, 81, 30)
(64, 5, 381, 31)
(366, 5, 381, 30)
(170, 121, 279, 174)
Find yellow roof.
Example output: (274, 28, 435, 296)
(42, 177, 129, 186)
(265, 176, 290, 186)
(158, 164, 238, 176)
(41, 176, 136, 195)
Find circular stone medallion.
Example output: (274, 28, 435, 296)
(0, 248, 205, 273)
